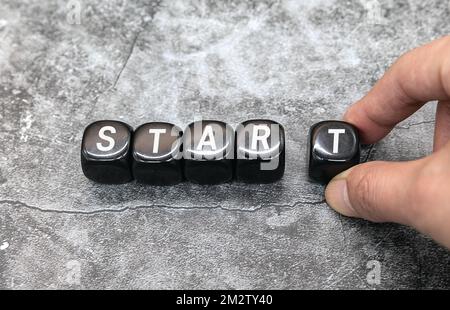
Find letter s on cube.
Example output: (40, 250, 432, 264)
(81, 120, 133, 184)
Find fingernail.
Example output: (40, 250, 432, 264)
(325, 169, 357, 217)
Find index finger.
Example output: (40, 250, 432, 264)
(344, 35, 450, 144)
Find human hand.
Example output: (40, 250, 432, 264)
(325, 35, 450, 248)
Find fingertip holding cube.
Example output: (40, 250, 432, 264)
(235, 119, 285, 183)
(308, 121, 360, 184)
(81, 120, 133, 184)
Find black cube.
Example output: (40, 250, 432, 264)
(132, 122, 183, 185)
(235, 119, 285, 183)
(308, 120, 360, 183)
(81, 120, 133, 184)
(183, 120, 234, 185)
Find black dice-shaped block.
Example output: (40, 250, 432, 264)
(183, 120, 234, 184)
(81, 120, 133, 184)
(235, 119, 285, 183)
(308, 121, 360, 183)
(132, 122, 183, 185)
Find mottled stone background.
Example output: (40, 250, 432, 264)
(0, 0, 449, 289)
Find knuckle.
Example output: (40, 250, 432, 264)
(412, 159, 445, 205)
(407, 163, 440, 228)
(441, 58, 450, 97)
(442, 34, 450, 46)
(347, 165, 383, 221)
(406, 155, 450, 229)
(437, 36, 450, 92)
(409, 178, 429, 210)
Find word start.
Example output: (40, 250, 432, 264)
(81, 119, 360, 185)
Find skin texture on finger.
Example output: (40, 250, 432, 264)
(407, 142, 450, 249)
(325, 159, 424, 226)
(326, 141, 450, 249)
(344, 35, 450, 144)
(433, 101, 450, 151)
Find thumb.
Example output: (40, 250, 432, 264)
(325, 159, 425, 226)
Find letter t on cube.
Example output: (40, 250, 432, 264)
(308, 121, 360, 183)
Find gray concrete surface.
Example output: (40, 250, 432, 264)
(0, 0, 449, 289)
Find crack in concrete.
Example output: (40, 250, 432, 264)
(85, 25, 147, 118)
(395, 120, 435, 129)
(362, 144, 376, 163)
(113, 30, 141, 89)
(0, 198, 326, 216)
(338, 214, 348, 253)
(374, 227, 393, 250)
(360, 119, 433, 162)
